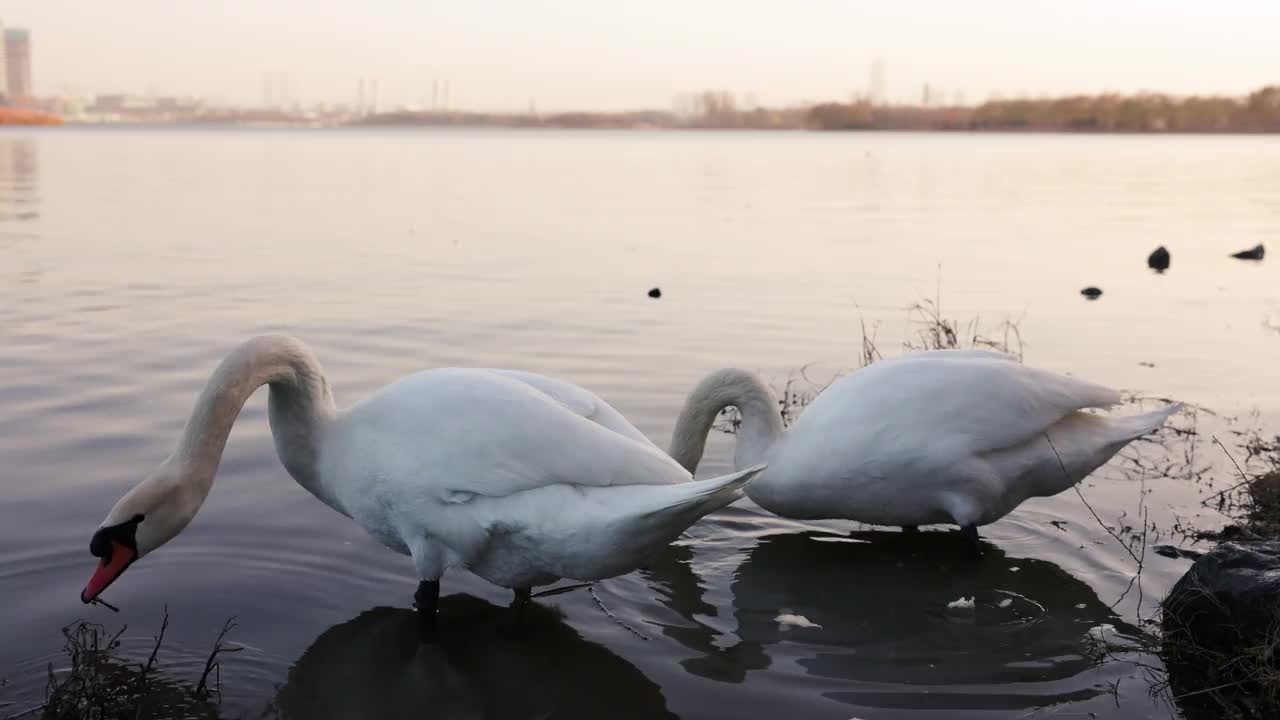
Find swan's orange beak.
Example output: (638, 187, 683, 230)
(81, 540, 136, 604)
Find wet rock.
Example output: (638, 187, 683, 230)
(1148, 245, 1171, 272)
(647, 287, 662, 299)
(1153, 544, 1203, 560)
(1231, 244, 1265, 260)
(1162, 541, 1280, 717)
(1080, 287, 1102, 300)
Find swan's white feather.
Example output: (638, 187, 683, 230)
(734, 350, 1178, 527)
(321, 367, 755, 586)
(485, 369, 655, 447)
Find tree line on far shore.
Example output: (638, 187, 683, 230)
(356, 85, 1280, 133)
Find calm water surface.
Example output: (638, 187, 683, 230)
(1, 128, 1278, 719)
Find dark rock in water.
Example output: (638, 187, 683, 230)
(1231, 244, 1265, 260)
(1147, 245, 1171, 272)
(1162, 541, 1280, 717)
(647, 287, 662, 299)
(1080, 286, 1102, 300)
(1153, 544, 1203, 560)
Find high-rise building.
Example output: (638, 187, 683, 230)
(0, 21, 8, 99)
(4, 28, 31, 105)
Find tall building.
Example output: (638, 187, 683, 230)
(868, 59, 885, 106)
(4, 28, 30, 105)
(0, 21, 8, 99)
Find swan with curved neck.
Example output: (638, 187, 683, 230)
(83, 335, 764, 632)
(669, 349, 1181, 542)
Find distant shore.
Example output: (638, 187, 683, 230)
(0, 106, 62, 126)
(350, 86, 1280, 134)
(24, 85, 1280, 133)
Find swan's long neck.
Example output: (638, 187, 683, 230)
(174, 335, 337, 503)
(668, 368, 784, 474)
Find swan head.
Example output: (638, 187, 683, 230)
(81, 460, 205, 604)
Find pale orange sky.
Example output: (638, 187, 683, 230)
(4, 1, 1278, 110)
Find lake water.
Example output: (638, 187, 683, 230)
(1, 128, 1278, 719)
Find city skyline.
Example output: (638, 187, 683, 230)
(8, 2, 1280, 112)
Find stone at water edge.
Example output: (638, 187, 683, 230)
(1080, 286, 1103, 300)
(1230, 244, 1265, 260)
(647, 287, 662, 299)
(1148, 245, 1171, 272)
(1161, 541, 1280, 716)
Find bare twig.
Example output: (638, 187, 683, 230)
(588, 586, 649, 641)
(195, 617, 241, 699)
(1045, 431, 1144, 568)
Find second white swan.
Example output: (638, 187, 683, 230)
(668, 349, 1180, 542)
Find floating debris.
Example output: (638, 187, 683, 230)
(1087, 624, 1116, 643)
(1230, 244, 1265, 260)
(946, 596, 975, 610)
(1081, 287, 1103, 300)
(996, 598, 1013, 608)
(647, 287, 662, 299)
(1148, 245, 1171, 272)
(775, 613, 822, 629)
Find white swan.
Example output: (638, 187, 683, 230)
(81, 335, 764, 632)
(668, 349, 1180, 542)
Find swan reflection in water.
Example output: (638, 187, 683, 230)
(642, 530, 1143, 711)
(266, 594, 674, 720)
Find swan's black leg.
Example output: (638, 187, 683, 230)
(415, 580, 440, 642)
(512, 587, 532, 609)
(901, 525, 919, 534)
(960, 525, 981, 556)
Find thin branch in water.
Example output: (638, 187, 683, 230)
(588, 585, 649, 641)
(1044, 431, 1143, 567)
(132, 605, 169, 703)
(86, 596, 119, 613)
(1214, 434, 1249, 483)
(195, 617, 241, 700)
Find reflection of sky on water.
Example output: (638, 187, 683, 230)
(0, 134, 38, 223)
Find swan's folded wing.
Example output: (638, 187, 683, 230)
(345, 368, 689, 501)
(798, 353, 1122, 458)
(481, 369, 654, 447)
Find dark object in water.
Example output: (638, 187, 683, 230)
(1162, 541, 1280, 718)
(1153, 544, 1203, 560)
(647, 287, 662, 299)
(1230, 244, 1265, 260)
(1147, 246, 1171, 272)
(1080, 287, 1102, 300)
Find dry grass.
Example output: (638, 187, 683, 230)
(900, 297, 1024, 361)
(4, 609, 238, 720)
(715, 291, 1023, 434)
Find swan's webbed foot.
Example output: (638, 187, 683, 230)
(414, 580, 440, 643)
(959, 525, 981, 556)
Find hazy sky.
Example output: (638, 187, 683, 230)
(6, 1, 1279, 110)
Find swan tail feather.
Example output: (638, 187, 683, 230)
(650, 463, 766, 517)
(1109, 401, 1183, 441)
